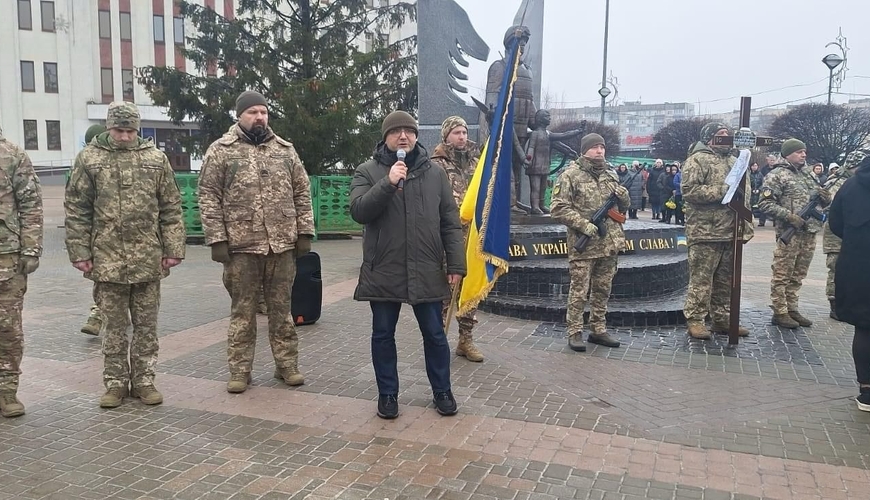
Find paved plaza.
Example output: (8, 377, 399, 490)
(2, 184, 868, 500)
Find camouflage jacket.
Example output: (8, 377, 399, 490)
(822, 168, 854, 253)
(758, 160, 825, 234)
(430, 141, 480, 211)
(551, 157, 631, 260)
(0, 136, 43, 261)
(65, 133, 186, 284)
(681, 142, 753, 244)
(198, 124, 314, 255)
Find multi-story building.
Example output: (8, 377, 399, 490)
(1, 0, 416, 170)
(551, 101, 696, 153)
(1, 0, 236, 170)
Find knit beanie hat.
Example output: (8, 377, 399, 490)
(106, 102, 140, 131)
(700, 121, 729, 143)
(440, 116, 467, 143)
(85, 124, 106, 143)
(235, 90, 268, 116)
(580, 133, 605, 154)
(781, 138, 807, 158)
(381, 110, 418, 140)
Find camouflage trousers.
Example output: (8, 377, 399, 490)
(684, 242, 733, 325)
(770, 231, 816, 315)
(442, 280, 477, 335)
(94, 281, 161, 390)
(825, 252, 839, 300)
(0, 254, 27, 392)
(222, 251, 299, 374)
(566, 256, 618, 335)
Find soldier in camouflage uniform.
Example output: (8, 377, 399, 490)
(80, 124, 107, 337)
(681, 123, 754, 339)
(0, 132, 43, 418)
(431, 116, 483, 362)
(758, 139, 831, 329)
(198, 91, 315, 394)
(551, 133, 630, 352)
(822, 150, 866, 321)
(65, 102, 186, 408)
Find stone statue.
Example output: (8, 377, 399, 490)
(483, 25, 536, 214)
(524, 109, 583, 215)
(416, 0, 490, 150)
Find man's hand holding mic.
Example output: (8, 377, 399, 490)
(391, 149, 408, 190)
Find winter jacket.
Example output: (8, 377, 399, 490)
(829, 165, 870, 329)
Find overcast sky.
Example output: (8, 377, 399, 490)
(453, 0, 870, 115)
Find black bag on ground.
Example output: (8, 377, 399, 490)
(292, 251, 322, 326)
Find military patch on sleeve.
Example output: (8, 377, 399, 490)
(761, 187, 773, 198)
(552, 183, 561, 196)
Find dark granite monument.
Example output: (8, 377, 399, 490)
(416, 0, 489, 150)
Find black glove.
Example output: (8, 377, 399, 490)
(210, 242, 230, 263)
(295, 235, 312, 258)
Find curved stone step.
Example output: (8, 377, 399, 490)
(480, 289, 688, 327)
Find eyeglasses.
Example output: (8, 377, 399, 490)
(388, 127, 417, 137)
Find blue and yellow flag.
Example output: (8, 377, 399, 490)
(457, 36, 522, 315)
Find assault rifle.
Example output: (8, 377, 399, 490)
(573, 193, 623, 253)
(777, 193, 825, 245)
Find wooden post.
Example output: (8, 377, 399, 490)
(726, 97, 754, 346)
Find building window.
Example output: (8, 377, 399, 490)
(120, 12, 131, 41)
(173, 17, 184, 45)
(43, 62, 58, 93)
(40, 1, 55, 32)
(98, 10, 111, 39)
(23, 120, 39, 150)
(46, 121, 61, 151)
(101, 68, 113, 100)
(21, 61, 35, 92)
(153, 15, 164, 43)
(18, 0, 32, 30)
(122, 69, 134, 101)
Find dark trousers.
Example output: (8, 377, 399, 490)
(370, 301, 451, 396)
(855, 327, 870, 385)
(628, 209, 638, 219)
(674, 195, 684, 224)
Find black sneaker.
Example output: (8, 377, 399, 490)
(377, 394, 398, 419)
(433, 391, 458, 416)
(858, 388, 870, 413)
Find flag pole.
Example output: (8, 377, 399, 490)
(443, 230, 470, 334)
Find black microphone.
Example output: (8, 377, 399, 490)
(396, 149, 406, 191)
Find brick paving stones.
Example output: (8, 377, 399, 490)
(4, 186, 867, 499)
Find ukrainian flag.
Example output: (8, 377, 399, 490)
(457, 35, 522, 315)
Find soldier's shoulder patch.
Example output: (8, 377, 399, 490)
(552, 183, 561, 196)
(761, 187, 773, 198)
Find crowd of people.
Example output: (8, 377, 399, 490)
(613, 159, 684, 224)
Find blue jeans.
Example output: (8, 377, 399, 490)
(370, 301, 451, 396)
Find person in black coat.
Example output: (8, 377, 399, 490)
(828, 154, 870, 412)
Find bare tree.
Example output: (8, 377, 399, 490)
(768, 103, 870, 165)
(651, 118, 707, 161)
(551, 120, 621, 158)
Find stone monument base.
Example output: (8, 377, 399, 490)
(480, 219, 688, 327)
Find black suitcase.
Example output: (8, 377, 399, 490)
(292, 251, 322, 326)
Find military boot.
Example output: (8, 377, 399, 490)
(99, 386, 128, 408)
(0, 391, 25, 418)
(227, 373, 252, 393)
(711, 323, 750, 337)
(455, 330, 484, 362)
(788, 310, 813, 327)
(829, 300, 840, 321)
(274, 362, 304, 386)
(80, 312, 102, 336)
(587, 331, 621, 348)
(687, 322, 711, 340)
(772, 313, 799, 329)
(567, 333, 587, 352)
(131, 385, 163, 405)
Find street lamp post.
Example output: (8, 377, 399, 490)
(599, 0, 610, 124)
(822, 53, 844, 105)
